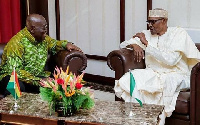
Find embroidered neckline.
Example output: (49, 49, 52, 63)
(22, 27, 36, 44)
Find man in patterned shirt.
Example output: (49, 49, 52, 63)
(0, 14, 82, 97)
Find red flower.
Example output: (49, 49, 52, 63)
(75, 83, 83, 89)
(57, 78, 64, 85)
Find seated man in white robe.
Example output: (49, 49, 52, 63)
(115, 8, 200, 125)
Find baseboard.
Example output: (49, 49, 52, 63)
(83, 73, 115, 87)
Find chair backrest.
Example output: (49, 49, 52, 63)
(195, 43, 200, 51)
(0, 44, 6, 64)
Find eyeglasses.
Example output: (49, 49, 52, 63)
(146, 18, 163, 25)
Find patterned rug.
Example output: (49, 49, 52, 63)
(84, 82, 114, 93)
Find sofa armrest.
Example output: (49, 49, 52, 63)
(190, 62, 200, 124)
(107, 48, 145, 80)
(52, 50, 87, 75)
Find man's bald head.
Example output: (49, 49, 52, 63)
(26, 14, 46, 30)
(26, 14, 47, 42)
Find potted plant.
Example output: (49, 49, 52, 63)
(39, 66, 94, 116)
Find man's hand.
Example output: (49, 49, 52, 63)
(127, 44, 144, 62)
(133, 32, 148, 46)
(66, 42, 82, 52)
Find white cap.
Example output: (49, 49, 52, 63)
(149, 9, 168, 18)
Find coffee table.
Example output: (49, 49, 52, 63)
(0, 93, 164, 125)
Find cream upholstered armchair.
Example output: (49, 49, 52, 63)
(107, 43, 200, 125)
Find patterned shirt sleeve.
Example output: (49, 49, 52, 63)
(45, 35, 68, 55)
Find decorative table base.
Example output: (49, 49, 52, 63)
(55, 101, 77, 117)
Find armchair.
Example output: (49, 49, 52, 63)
(0, 43, 87, 94)
(107, 43, 200, 125)
(0, 44, 5, 64)
(0, 43, 87, 75)
(46, 49, 87, 75)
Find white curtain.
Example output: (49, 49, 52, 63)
(58, 0, 148, 77)
(125, 0, 147, 40)
(153, 0, 200, 28)
(152, 0, 200, 43)
(59, 0, 120, 77)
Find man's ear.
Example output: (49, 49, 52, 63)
(30, 26, 35, 33)
(163, 18, 168, 24)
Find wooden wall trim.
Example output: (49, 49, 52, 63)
(120, 0, 125, 43)
(84, 73, 115, 86)
(86, 54, 107, 61)
(147, 0, 152, 19)
(26, 0, 49, 34)
(55, 0, 60, 40)
(20, 0, 28, 29)
(147, 0, 152, 29)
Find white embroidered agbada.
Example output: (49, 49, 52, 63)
(115, 27, 200, 117)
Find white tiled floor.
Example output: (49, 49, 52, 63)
(92, 89, 115, 101)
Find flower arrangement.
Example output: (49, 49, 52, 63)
(39, 66, 95, 116)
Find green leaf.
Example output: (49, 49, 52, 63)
(40, 87, 54, 102)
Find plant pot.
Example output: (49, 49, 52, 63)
(55, 101, 77, 117)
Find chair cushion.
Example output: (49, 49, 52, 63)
(174, 91, 190, 115)
(170, 113, 190, 121)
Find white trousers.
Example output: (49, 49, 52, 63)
(158, 110, 166, 125)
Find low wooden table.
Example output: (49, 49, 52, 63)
(0, 93, 164, 125)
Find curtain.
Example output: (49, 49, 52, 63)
(59, 0, 120, 77)
(0, 0, 21, 43)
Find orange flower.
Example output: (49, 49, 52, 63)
(65, 90, 75, 97)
